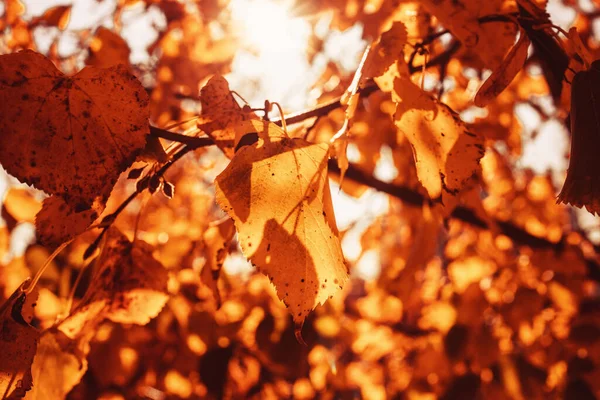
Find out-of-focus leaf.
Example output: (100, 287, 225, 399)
(474, 28, 530, 107)
(201, 219, 235, 306)
(24, 331, 88, 400)
(86, 27, 131, 68)
(58, 228, 169, 339)
(29, 5, 71, 30)
(0, 282, 39, 400)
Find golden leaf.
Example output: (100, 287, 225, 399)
(393, 76, 485, 201)
(215, 120, 348, 341)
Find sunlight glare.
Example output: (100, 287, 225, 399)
(230, 0, 308, 54)
(227, 0, 315, 110)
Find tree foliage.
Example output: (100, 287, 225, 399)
(0, 0, 600, 399)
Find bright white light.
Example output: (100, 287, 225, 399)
(230, 0, 308, 54)
(227, 0, 315, 110)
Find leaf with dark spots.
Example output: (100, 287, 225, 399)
(215, 120, 348, 342)
(35, 196, 103, 247)
(0, 50, 149, 210)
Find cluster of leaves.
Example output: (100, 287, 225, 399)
(1, 0, 600, 399)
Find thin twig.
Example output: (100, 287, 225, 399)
(83, 136, 213, 259)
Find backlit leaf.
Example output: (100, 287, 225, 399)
(198, 75, 258, 158)
(35, 196, 103, 247)
(215, 120, 348, 341)
(364, 21, 408, 79)
(393, 76, 485, 201)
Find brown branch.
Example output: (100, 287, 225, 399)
(328, 162, 600, 281)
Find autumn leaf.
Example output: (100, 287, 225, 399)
(58, 228, 169, 339)
(215, 120, 348, 341)
(363, 21, 408, 79)
(86, 27, 131, 68)
(419, 0, 517, 70)
(0, 50, 149, 210)
(2, 188, 41, 224)
(0, 282, 39, 400)
(24, 331, 89, 400)
(474, 28, 531, 107)
(198, 75, 258, 158)
(35, 196, 103, 247)
(29, 5, 71, 31)
(393, 76, 485, 201)
(557, 60, 600, 215)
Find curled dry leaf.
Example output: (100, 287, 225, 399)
(558, 60, 600, 215)
(474, 29, 531, 107)
(0, 282, 39, 400)
(393, 76, 485, 202)
(0, 50, 149, 209)
(198, 75, 258, 158)
(58, 228, 169, 339)
(215, 120, 348, 342)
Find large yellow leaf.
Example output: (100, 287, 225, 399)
(393, 76, 485, 201)
(214, 121, 348, 341)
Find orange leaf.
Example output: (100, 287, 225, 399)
(363, 21, 408, 79)
(35, 196, 103, 247)
(201, 218, 236, 307)
(29, 5, 71, 31)
(25, 330, 88, 400)
(0, 50, 149, 210)
(215, 121, 348, 342)
(0, 282, 40, 400)
(58, 228, 169, 339)
(474, 29, 530, 107)
(393, 76, 485, 201)
(198, 75, 258, 158)
(86, 27, 131, 68)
